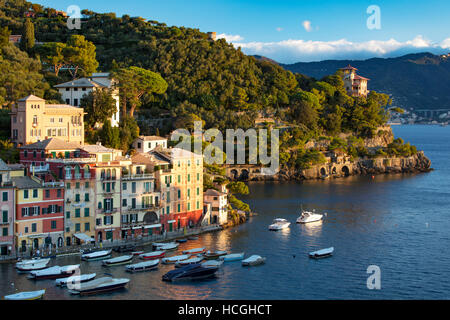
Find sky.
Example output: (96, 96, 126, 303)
(35, 0, 450, 63)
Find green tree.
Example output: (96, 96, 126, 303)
(36, 42, 66, 76)
(20, 18, 35, 52)
(99, 120, 120, 149)
(65, 35, 99, 79)
(81, 89, 117, 127)
(226, 181, 249, 195)
(0, 27, 10, 48)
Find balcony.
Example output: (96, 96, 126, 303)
(43, 181, 64, 188)
(121, 173, 154, 181)
(46, 155, 97, 164)
(30, 164, 49, 173)
(126, 204, 159, 212)
(99, 208, 119, 214)
(0, 218, 11, 225)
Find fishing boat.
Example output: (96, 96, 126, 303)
(161, 254, 190, 264)
(125, 259, 159, 273)
(55, 273, 97, 287)
(4, 289, 46, 300)
(81, 250, 112, 261)
(16, 258, 51, 272)
(182, 247, 205, 255)
(175, 256, 204, 268)
(102, 255, 133, 267)
(159, 243, 179, 251)
(296, 209, 323, 224)
(309, 247, 334, 259)
(203, 250, 228, 260)
(28, 265, 80, 280)
(131, 250, 144, 256)
(176, 239, 187, 243)
(242, 255, 266, 266)
(221, 252, 245, 262)
(139, 250, 166, 260)
(68, 277, 130, 296)
(201, 260, 224, 268)
(162, 264, 218, 282)
(268, 218, 291, 231)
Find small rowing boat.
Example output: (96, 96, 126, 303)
(309, 247, 334, 259)
(125, 259, 159, 273)
(176, 239, 187, 243)
(221, 252, 245, 262)
(182, 247, 205, 255)
(16, 258, 50, 272)
(102, 255, 133, 266)
(242, 255, 266, 266)
(81, 250, 112, 261)
(4, 289, 45, 300)
(161, 254, 190, 264)
(203, 250, 227, 260)
(55, 273, 97, 287)
(68, 277, 129, 296)
(139, 251, 165, 260)
(159, 243, 179, 251)
(175, 256, 204, 268)
(152, 242, 176, 250)
(28, 265, 80, 280)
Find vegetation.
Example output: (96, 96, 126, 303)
(81, 88, 117, 127)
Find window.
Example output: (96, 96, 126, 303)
(2, 210, 7, 223)
(85, 193, 89, 201)
(75, 194, 80, 202)
(25, 227, 29, 233)
(132, 182, 136, 193)
(2, 227, 7, 236)
(75, 208, 80, 218)
(32, 189, 37, 198)
(51, 220, 57, 229)
(188, 202, 190, 211)
(122, 199, 127, 207)
(85, 182, 89, 188)
(22, 207, 29, 217)
(197, 201, 200, 209)
(84, 208, 89, 217)
(131, 198, 136, 209)
(66, 183, 71, 189)
(178, 175, 181, 183)
(166, 206, 170, 215)
(76, 182, 80, 189)
(2, 192, 7, 201)
(187, 174, 190, 182)
(24, 151, 28, 158)
(74, 99, 78, 106)
(96, 218, 101, 226)
(197, 187, 200, 196)
(178, 204, 181, 213)
(197, 173, 200, 181)
(85, 223, 90, 231)
(66, 211, 70, 219)
(75, 223, 80, 232)
(45, 189, 50, 198)
(122, 183, 127, 191)
(23, 190, 29, 199)
(178, 190, 181, 199)
(32, 223, 37, 232)
(33, 150, 37, 158)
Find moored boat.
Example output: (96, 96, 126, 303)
(182, 247, 205, 255)
(68, 277, 130, 296)
(28, 265, 80, 280)
(159, 243, 179, 251)
(139, 250, 165, 260)
(162, 264, 218, 282)
(4, 289, 45, 300)
(102, 255, 133, 266)
(268, 218, 291, 231)
(125, 259, 159, 273)
(81, 250, 112, 261)
(309, 247, 334, 259)
(201, 260, 224, 268)
(176, 239, 187, 243)
(161, 254, 191, 264)
(203, 250, 227, 260)
(175, 256, 204, 268)
(131, 251, 144, 256)
(55, 273, 97, 287)
(152, 242, 176, 250)
(16, 258, 50, 272)
(221, 252, 245, 262)
(296, 209, 323, 224)
(242, 255, 266, 266)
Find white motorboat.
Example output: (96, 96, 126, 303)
(268, 218, 291, 231)
(125, 259, 159, 273)
(55, 273, 97, 287)
(297, 209, 323, 224)
(220, 252, 245, 262)
(102, 255, 133, 266)
(309, 247, 334, 259)
(4, 289, 46, 300)
(242, 255, 266, 266)
(81, 250, 112, 261)
(175, 256, 204, 268)
(68, 277, 130, 295)
(159, 243, 179, 251)
(201, 260, 224, 268)
(28, 265, 80, 280)
(16, 258, 50, 272)
(161, 254, 191, 264)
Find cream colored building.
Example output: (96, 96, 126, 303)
(204, 189, 228, 225)
(132, 136, 168, 153)
(340, 65, 370, 97)
(10, 95, 85, 147)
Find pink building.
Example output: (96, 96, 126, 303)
(0, 159, 15, 256)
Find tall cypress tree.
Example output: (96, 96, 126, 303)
(20, 18, 35, 52)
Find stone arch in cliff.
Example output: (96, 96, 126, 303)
(342, 166, 350, 176)
(240, 169, 249, 181)
(320, 167, 327, 176)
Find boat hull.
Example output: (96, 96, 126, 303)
(162, 265, 218, 282)
(140, 251, 165, 260)
(4, 289, 46, 300)
(72, 282, 128, 296)
(83, 254, 111, 261)
(28, 269, 77, 280)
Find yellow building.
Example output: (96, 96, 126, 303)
(10, 95, 85, 147)
(340, 65, 370, 97)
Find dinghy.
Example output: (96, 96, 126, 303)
(4, 289, 45, 300)
(139, 250, 165, 260)
(81, 250, 112, 261)
(203, 250, 228, 260)
(16, 258, 50, 272)
(159, 243, 179, 251)
(202, 260, 224, 268)
(309, 247, 334, 259)
(55, 273, 96, 287)
(28, 264, 80, 280)
(182, 247, 205, 255)
(175, 256, 204, 268)
(125, 259, 159, 273)
(102, 255, 133, 266)
(221, 252, 245, 262)
(161, 254, 190, 264)
(68, 277, 130, 296)
(242, 255, 266, 266)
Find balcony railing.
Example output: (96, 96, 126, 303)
(46, 157, 97, 164)
(30, 164, 49, 173)
(126, 204, 159, 211)
(43, 181, 64, 188)
(0, 218, 11, 225)
(121, 173, 154, 181)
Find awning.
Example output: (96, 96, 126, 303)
(168, 220, 176, 223)
(132, 226, 142, 230)
(144, 224, 161, 229)
(27, 234, 47, 239)
(74, 233, 94, 243)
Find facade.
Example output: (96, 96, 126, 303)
(204, 189, 228, 225)
(54, 73, 120, 127)
(0, 160, 15, 256)
(10, 95, 85, 147)
(340, 65, 370, 97)
(132, 136, 168, 153)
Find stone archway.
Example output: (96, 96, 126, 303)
(231, 169, 238, 180)
(320, 167, 327, 176)
(143, 211, 158, 224)
(342, 166, 350, 176)
(240, 169, 249, 180)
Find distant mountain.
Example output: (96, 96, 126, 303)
(252, 55, 279, 65)
(280, 52, 450, 111)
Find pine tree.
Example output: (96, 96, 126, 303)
(20, 19, 35, 52)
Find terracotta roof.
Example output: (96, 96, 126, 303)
(340, 64, 358, 70)
(18, 95, 45, 102)
(81, 144, 121, 154)
(131, 152, 156, 165)
(137, 136, 167, 141)
(353, 75, 370, 81)
(21, 138, 81, 150)
(204, 189, 226, 196)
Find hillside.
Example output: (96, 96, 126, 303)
(281, 52, 450, 111)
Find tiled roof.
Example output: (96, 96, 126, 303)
(81, 144, 121, 154)
(11, 176, 42, 189)
(21, 138, 81, 150)
(54, 77, 107, 89)
(204, 189, 226, 196)
(353, 75, 370, 81)
(18, 95, 45, 102)
(340, 64, 358, 70)
(131, 152, 155, 164)
(137, 135, 167, 141)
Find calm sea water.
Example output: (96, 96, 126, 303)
(1, 125, 450, 300)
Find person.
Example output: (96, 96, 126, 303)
(36, 249, 40, 257)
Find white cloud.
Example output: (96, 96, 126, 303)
(216, 33, 244, 42)
(230, 35, 450, 63)
(302, 20, 312, 32)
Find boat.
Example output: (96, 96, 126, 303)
(125, 259, 159, 273)
(55, 273, 97, 287)
(309, 247, 334, 259)
(175, 256, 204, 268)
(296, 209, 323, 224)
(139, 250, 165, 260)
(102, 255, 133, 266)
(159, 243, 179, 251)
(28, 265, 80, 280)
(161, 254, 191, 264)
(16, 258, 51, 272)
(131, 250, 144, 256)
(182, 247, 205, 255)
(152, 242, 176, 250)
(114, 245, 136, 253)
(220, 252, 245, 262)
(68, 277, 130, 296)
(201, 260, 224, 268)
(188, 236, 199, 240)
(4, 289, 46, 300)
(176, 239, 187, 243)
(162, 264, 218, 282)
(242, 255, 266, 266)
(81, 250, 112, 261)
(203, 250, 228, 260)
(268, 218, 291, 231)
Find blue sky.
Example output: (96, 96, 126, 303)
(35, 0, 450, 63)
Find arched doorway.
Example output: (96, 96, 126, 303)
(342, 166, 350, 176)
(240, 169, 249, 181)
(320, 167, 327, 176)
(231, 169, 238, 180)
(98, 231, 103, 243)
(57, 237, 63, 248)
(143, 211, 158, 224)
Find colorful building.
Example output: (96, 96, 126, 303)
(340, 65, 370, 97)
(204, 189, 228, 225)
(0, 160, 15, 256)
(132, 136, 168, 153)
